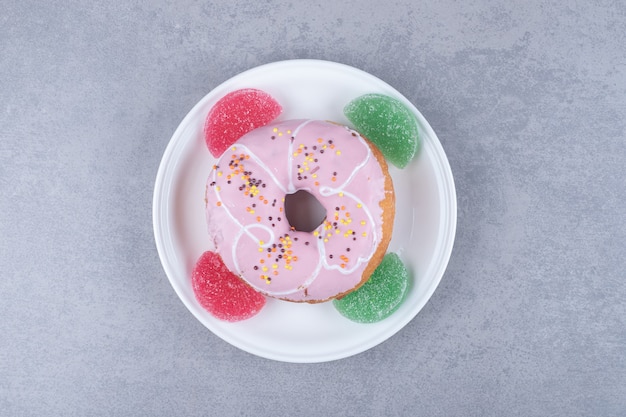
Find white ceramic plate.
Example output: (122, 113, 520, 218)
(153, 59, 456, 363)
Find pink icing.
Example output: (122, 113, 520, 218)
(204, 119, 390, 302)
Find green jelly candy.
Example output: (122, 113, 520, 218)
(333, 253, 410, 323)
(344, 94, 420, 168)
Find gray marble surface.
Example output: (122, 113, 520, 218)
(2, 1, 625, 416)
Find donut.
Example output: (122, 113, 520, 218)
(204, 119, 395, 303)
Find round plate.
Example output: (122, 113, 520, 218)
(153, 59, 456, 363)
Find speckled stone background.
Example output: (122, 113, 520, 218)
(1, 1, 625, 416)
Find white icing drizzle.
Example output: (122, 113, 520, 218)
(208, 120, 385, 299)
(316, 187, 377, 273)
(208, 169, 273, 245)
(235, 144, 287, 194)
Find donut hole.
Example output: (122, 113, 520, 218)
(284, 190, 327, 233)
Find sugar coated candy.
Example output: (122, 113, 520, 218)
(344, 94, 419, 168)
(191, 251, 266, 322)
(333, 252, 409, 323)
(204, 88, 282, 157)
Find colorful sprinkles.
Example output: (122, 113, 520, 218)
(208, 123, 374, 284)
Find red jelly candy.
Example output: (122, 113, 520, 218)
(204, 88, 282, 157)
(191, 251, 266, 322)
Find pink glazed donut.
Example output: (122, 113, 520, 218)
(204, 119, 395, 303)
